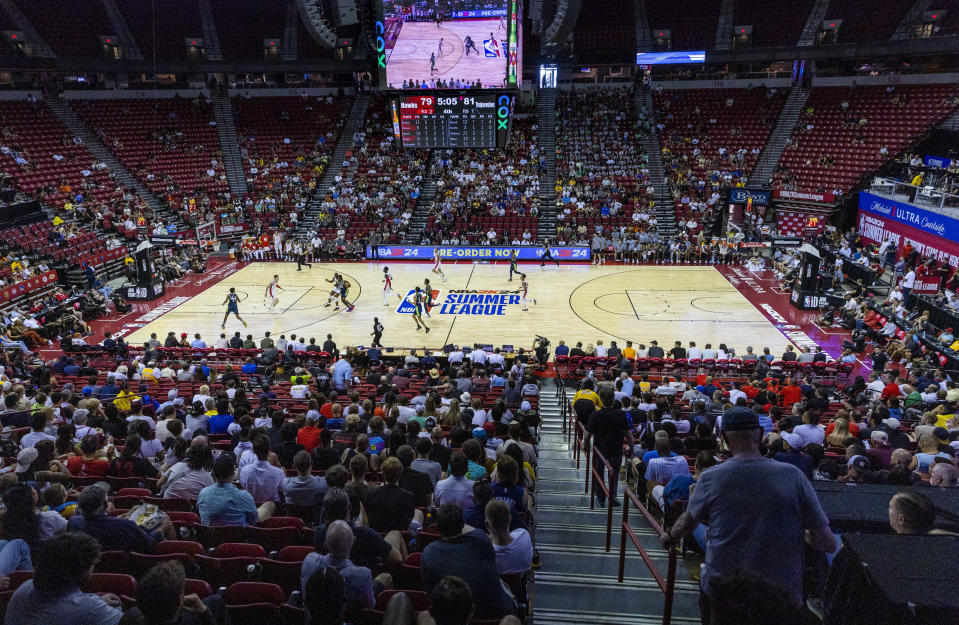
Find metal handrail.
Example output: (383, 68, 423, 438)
(618, 488, 678, 625)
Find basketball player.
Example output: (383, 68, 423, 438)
(408, 286, 430, 333)
(296, 242, 312, 271)
(383, 266, 402, 306)
(498, 15, 507, 32)
(520, 274, 536, 311)
(423, 278, 435, 318)
(431, 247, 447, 282)
(540, 239, 560, 267)
(338, 279, 355, 312)
(430, 53, 437, 75)
(464, 35, 478, 56)
(324, 273, 344, 308)
(273, 230, 284, 260)
(264, 274, 284, 311)
(508, 249, 519, 281)
(221, 287, 248, 329)
(438, 37, 444, 58)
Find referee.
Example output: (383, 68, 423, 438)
(540, 239, 560, 267)
(371, 317, 384, 347)
(296, 244, 312, 271)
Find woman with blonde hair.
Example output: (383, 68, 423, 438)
(440, 398, 460, 427)
(825, 417, 851, 447)
(423, 397, 440, 422)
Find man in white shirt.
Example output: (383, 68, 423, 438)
(486, 500, 533, 575)
(687, 342, 702, 360)
(728, 383, 746, 406)
(594, 340, 608, 357)
(470, 348, 488, 365)
(290, 381, 310, 399)
(448, 347, 464, 364)
(865, 373, 886, 396)
(238, 436, 285, 505)
(901, 269, 916, 299)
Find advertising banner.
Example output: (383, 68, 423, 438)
(924, 155, 952, 169)
(774, 189, 836, 204)
(730, 188, 771, 205)
(0, 270, 58, 304)
(857, 208, 959, 269)
(859, 191, 959, 243)
(366, 245, 591, 261)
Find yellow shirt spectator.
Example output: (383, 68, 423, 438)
(113, 389, 135, 412)
(52, 215, 64, 227)
(622, 346, 636, 360)
(572, 388, 603, 409)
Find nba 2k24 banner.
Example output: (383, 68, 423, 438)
(367, 245, 590, 261)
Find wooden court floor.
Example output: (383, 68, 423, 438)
(386, 18, 509, 87)
(125, 263, 794, 355)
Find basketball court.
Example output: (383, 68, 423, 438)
(385, 18, 509, 87)
(122, 262, 795, 355)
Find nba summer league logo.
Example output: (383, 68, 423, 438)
(396, 289, 523, 316)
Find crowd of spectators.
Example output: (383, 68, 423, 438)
(423, 117, 542, 245)
(0, 336, 544, 624)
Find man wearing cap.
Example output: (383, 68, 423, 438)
(664, 406, 837, 619)
(881, 417, 911, 449)
(774, 432, 813, 479)
(865, 431, 893, 469)
(838, 455, 871, 483)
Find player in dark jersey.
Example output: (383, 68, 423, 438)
(508, 249, 519, 281)
(221, 287, 248, 329)
(540, 240, 560, 267)
(423, 278, 435, 318)
(408, 286, 430, 333)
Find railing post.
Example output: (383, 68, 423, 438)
(605, 462, 614, 552)
(663, 544, 678, 625)
(584, 439, 591, 498)
(618, 491, 630, 583)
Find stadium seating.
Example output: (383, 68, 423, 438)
(13, 0, 114, 58)
(0, 100, 115, 208)
(773, 84, 959, 194)
(425, 116, 541, 244)
(647, 0, 721, 50)
(653, 87, 786, 231)
(232, 94, 350, 223)
(555, 88, 653, 239)
(70, 97, 229, 205)
(321, 95, 427, 242)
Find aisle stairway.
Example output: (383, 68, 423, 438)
(532, 380, 701, 625)
(750, 85, 811, 188)
(536, 90, 557, 242)
(211, 91, 249, 198)
(404, 155, 438, 243)
(297, 94, 370, 236)
(634, 89, 677, 238)
(44, 95, 186, 232)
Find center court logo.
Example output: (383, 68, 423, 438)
(396, 289, 524, 316)
(396, 288, 441, 315)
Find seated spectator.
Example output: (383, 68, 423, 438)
(119, 560, 227, 625)
(312, 486, 404, 569)
(108, 435, 159, 479)
(67, 485, 171, 553)
(434, 451, 475, 509)
(361, 456, 421, 533)
(888, 491, 943, 535)
(283, 450, 328, 508)
(237, 435, 285, 505)
(5, 532, 123, 625)
(300, 520, 392, 613)
(421, 503, 514, 620)
(66, 435, 109, 476)
(486, 500, 533, 575)
(197, 454, 274, 527)
(158, 440, 214, 500)
(4, 483, 66, 546)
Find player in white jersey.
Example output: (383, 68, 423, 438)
(383, 267, 402, 306)
(264, 274, 284, 311)
(325, 273, 344, 309)
(273, 231, 284, 260)
(431, 247, 447, 282)
(520, 274, 536, 311)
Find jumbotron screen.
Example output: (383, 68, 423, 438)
(390, 92, 513, 148)
(377, 0, 522, 89)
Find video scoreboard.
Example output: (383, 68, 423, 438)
(390, 92, 513, 149)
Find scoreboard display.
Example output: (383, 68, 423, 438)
(391, 92, 513, 148)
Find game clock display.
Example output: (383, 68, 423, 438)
(391, 93, 512, 148)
